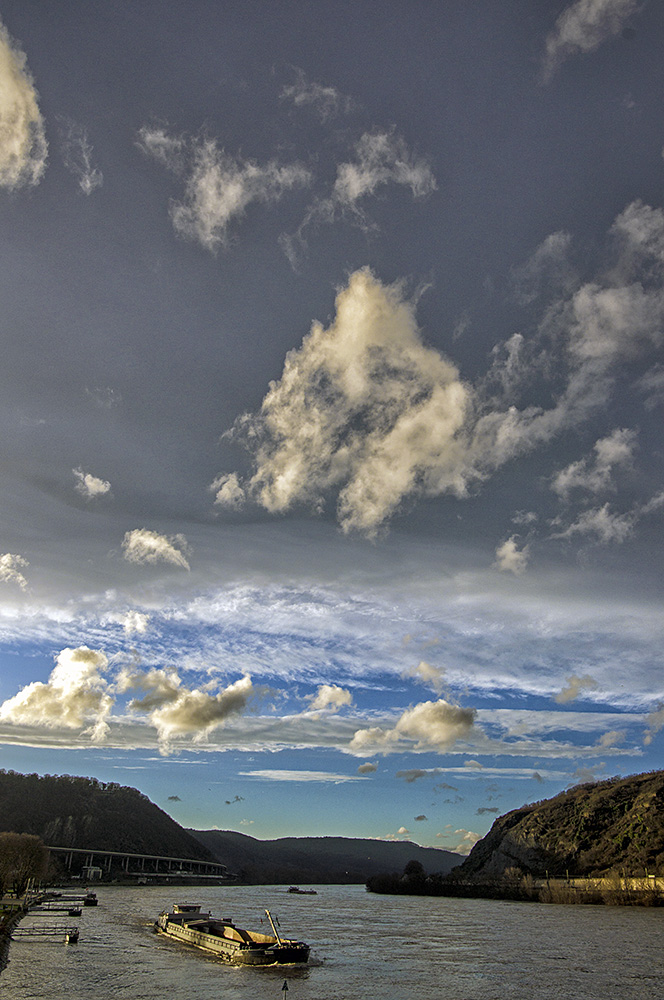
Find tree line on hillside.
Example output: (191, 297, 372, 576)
(0, 771, 213, 861)
(190, 829, 459, 884)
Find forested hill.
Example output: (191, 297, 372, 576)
(0, 771, 214, 860)
(0, 770, 459, 882)
(459, 770, 664, 879)
(191, 828, 459, 884)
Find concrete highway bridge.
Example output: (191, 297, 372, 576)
(47, 845, 233, 880)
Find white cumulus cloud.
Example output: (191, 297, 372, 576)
(644, 705, 664, 746)
(0, 19, 47, 189)
(307, 684, 353, 712)
(122, 611, 150, 635)
(211, 472, 246, 509)
(122, 529, 190, 570)
(73, 467, 111, 500)
(453, 829, 482, 855)
(494, 536, 530, 575)
(554, 674, 599, 704)
(0, 552, 29, 590)
(0, 646, 112, 742)
(350, 698, 476, 754)
(119, 667, 254, 746)
(219, 268, 472, 536)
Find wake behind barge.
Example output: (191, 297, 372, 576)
(155, 904, 310, 966)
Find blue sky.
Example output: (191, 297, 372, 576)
(0, 0, 663, 856)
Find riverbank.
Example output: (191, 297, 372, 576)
(366, 872, 664, 906)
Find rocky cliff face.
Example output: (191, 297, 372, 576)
(458, 770, 664, 878)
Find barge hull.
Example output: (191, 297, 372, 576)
(156, 919, 309, 966)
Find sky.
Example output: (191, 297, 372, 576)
(0, 0, 663, 858)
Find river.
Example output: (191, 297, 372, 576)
(1, 884, 662, 999)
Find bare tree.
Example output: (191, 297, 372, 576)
(0, 833, 49, 896)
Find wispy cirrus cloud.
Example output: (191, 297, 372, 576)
(238, 769, 363, 783)
(0, 18, 47, 189)
(59, 118, 103, 194)
(332, 130, 436, 208)
(551, 491, 664, 545)
(637, 364, 664, 410)
(510, 231, 575, 305)
(282, 130, 436, 265)
(552, 428, 636, 498)
(85, 386, 122, 410)
(540, 0, 640, 84)
(280, 69, 355, 121)
(138, 126, 311, 252)
(404, 661, 447, 696)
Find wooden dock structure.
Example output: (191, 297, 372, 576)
(13, 924, 79, 943)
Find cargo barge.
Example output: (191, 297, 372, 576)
(155, 904, 309, 966)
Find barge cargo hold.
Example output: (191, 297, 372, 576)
(155, 904, 310, 966)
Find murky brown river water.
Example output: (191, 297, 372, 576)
(1, 884, 662, 999)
